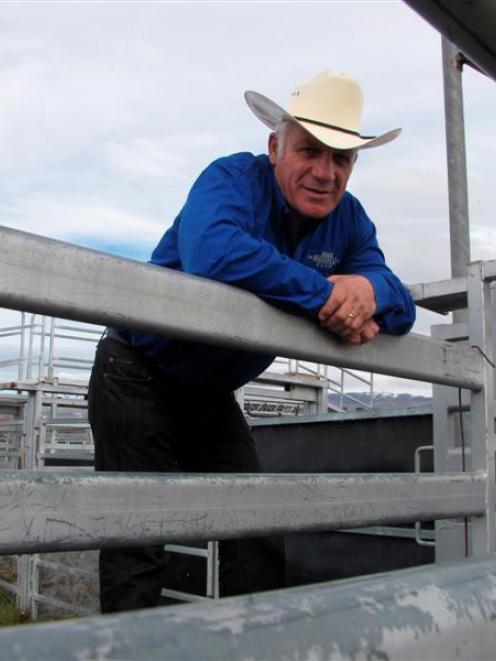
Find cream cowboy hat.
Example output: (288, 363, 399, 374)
(245, 70, 401, 150)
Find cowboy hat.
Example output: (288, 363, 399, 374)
(245, 70, 401, 150)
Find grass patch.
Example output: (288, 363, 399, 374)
(0, 604, 31, 627)
(0, 588, 31, 627)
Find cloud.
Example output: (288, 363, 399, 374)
(1, 193, 162, 250)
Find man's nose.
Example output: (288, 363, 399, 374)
(312, 154, 335, 181)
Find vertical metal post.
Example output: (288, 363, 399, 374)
(442, 37, 471, 321)
(38, 316, 46, 380)
(18, 311, 26, 381)
(48, 317, 56, 380)
(22, 388, 43, 470)
(30, 556, 40, 620)
(432, 320, 469, 563)
(467, 261, 495, 554)
(26, 314, 36, 380)
(15, 555, 31, 615)
(206, 541, 220, 599)
(317, 380, 327, 414)
(431, 36, 474, 563)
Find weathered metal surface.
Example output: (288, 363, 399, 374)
(442, 37, 471, 287)
(0, 470, 485, 554)
(482, 259, 496, 282)
(0, 224, 484, 389)
(1, 555, 496, 659)
(467, 261, 496, 555)
(250, 404, 432, 426)
(409, 276, 467, 313)
(409, 259, 496, 314)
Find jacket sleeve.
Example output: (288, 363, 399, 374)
(339, 197, 416, 335)
(176, 159, 332, 315)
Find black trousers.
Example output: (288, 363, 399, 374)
(88, 336, 285, 612)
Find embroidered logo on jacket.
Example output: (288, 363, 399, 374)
(306, 251, 340, 270)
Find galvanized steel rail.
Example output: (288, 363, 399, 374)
(0, 225, 484, 389)
(0, 469, 486, 554)
(1, 554, 496, 660)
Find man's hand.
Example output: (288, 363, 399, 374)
(339, 318, 380, 345)
(318, 274, 378, 344)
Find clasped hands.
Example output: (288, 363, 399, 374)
(318, 274, 379, 346)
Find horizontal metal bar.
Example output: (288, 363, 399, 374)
(33, 558, 98, 580)
(409, 276, 467, 313)
(160, 588, 212, 602)
(0, 381, 87, 394)
(2, 554, 496, 660)
(403, 0, 496, 81)
(340, 366, 373, 383)
(0, 225, 484, 389)
(0, 359, 23, 368)
(164, 544, 209, 558)
(254, 372, 326, 388)
(52, 324, 103, 334)
(249, 405, 433, 427)
(483, 259, 496, 282)
(0, 470, 484, 555)
(244, 386, 318, 403)
(160, 587, 210, 603)
(31, 592, 95, 618)
(409, 260, 496, 314)
(339, 525, 435, 541)
(0, 578, 17, 595)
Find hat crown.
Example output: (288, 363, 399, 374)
(244, 68, 401, 150)
(288, 70, 364, 135)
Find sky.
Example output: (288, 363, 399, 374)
(0, 0, 495, 395)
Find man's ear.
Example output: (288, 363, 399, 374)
(268, 132, 278, 166)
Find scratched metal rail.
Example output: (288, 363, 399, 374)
(0, 224, 484, 389)
(0, 469, 485, 554)
(0, 555, 495, 660)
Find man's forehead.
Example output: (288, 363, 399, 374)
(290, 125, 356, 156)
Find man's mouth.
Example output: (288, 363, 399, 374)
(303, 186, 332, 196)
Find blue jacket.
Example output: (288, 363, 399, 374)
(119, 152, 415, 391)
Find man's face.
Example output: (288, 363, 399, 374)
(269, 122, 356, 219)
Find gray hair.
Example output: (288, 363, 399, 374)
(274, 119, 292, 157)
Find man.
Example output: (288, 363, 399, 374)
(88, 69, 416, 613)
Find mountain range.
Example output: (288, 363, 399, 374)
(329, 391, 432, 411)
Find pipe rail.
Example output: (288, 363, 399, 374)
(0, 224, 485, 389)
(1, 554, 496, 660)
(0, 470, 486, 555)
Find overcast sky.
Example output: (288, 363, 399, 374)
(1, 0, 495, 394)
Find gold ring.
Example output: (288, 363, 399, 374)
(348, 311, 357, 319)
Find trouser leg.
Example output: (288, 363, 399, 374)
(88, 337, 286, 612)
(88, 337, 178, 613)
(177, 393, 286, 596)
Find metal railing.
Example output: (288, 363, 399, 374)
(0, 311, 376, 417)
(2, 554, 496, 660)
(0, 225, 494, 659)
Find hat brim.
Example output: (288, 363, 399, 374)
(244, 90, 401, 151)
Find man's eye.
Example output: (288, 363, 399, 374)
(301, 147, 319, 156)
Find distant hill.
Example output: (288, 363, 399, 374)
(329, 391, 432, 411)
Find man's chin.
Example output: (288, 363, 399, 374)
(296, 203, 335, 220)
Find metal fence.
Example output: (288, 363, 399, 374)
(0, 225, 495, 659)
